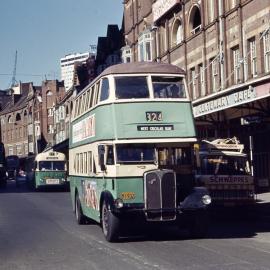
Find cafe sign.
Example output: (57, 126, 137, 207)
(153, 0, 179, 22)
(193, 86, 257, 117)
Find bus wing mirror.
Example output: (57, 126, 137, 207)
(98, 145, 106, 171)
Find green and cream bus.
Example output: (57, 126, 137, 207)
(69, 62, 211, 242)
(26, 151, 67, 190)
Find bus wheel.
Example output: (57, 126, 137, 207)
(188, 210, 209, 239)
(101, 201, 120, 242)
(75, 194, 86, 225)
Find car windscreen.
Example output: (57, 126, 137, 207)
(115, 76, 149, 99)
(200, 155, 250, 175)
(152, 76, 186, 98)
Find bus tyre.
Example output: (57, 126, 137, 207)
(188, 210, 209, 239)
(101, 201, 120, 242)
(75, 194, 86, 225)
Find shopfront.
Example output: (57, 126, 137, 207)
(193, 80, 270, 191)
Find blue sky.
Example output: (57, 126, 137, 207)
(0, 0, 123, 89)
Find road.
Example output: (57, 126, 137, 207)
(1, 181, 270, 270)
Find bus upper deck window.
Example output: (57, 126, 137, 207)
(115, 76, 149, 99)
(100, 78, 110, 102)
(152, 76, 186, 99)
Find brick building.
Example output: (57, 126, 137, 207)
(0, 80, 65, 167)
(40, 80, 65, 149)
(123, 0, 270, 188)
(0, 83, 41, 161)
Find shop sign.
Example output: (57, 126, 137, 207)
(193, 86, 257, 117)
(72, 114, 95, 143)
(153, 0, 179, 22)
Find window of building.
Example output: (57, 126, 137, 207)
(15, 113, 21, 122)
(263, 31, 270, 73)
(159, 24, 167, 55)
(138, 31, 153, 62)
(249, 37, 257, 77)
(9, 147, 13, 156)
(100, 78, 110, 102)
(190, 68, 196, 99)
(231, 0, 237, 9)
(211, 58, 219, 92)
(172, 19, 183, 47)
(199, 64, 206, 96)
(208, 0, 215, 23)
(8, 115, 12, 123)
(122, 46, 132, 63)
(189, 5, 202, 35)
(48, 125, 54, 134)
(48, 108, 53, 117)
(232, 46, 241, 84)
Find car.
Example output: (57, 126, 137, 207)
(15, 170, 27, 187)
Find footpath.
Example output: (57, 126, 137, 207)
(254, 191, 270, 222)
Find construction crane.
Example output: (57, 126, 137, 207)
(9, 50, 18, 88)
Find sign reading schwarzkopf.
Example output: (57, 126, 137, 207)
(153, 0, 179, 22)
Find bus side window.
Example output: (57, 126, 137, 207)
(93, 159, 97, 174)
(89, 86, 94, 109)
(94, 81, 100, 105)
(100, 78, 110, 102)
(106, 145, 114, 165)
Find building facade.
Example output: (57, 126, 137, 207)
(0, 83, 41, 161)
(40, 80, 65, 149)
(60, 52, 91, 91)
(95, 24, 124, 75)
(123, 0, 270, 188)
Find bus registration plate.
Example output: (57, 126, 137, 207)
(46, 179, 59, 184)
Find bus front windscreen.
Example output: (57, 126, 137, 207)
(39, 161, 65, 171)
(200, 155, 251, 175)
(116, 145, 156, 164)
(115, 76, 149, 99)
(152, 76, 186, 99)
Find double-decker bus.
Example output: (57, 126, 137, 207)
(26, 151, 67, 190)
(6, 155, 20, 180)
(69, 62, 211, 242)
(0, 143, 7, 188)
(196, 137, 255, 206)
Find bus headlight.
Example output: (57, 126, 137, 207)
(114, 198, 124, 209)
(202, 195, 211, 205)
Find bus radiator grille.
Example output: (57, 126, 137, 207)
(144, 170, 176, 221)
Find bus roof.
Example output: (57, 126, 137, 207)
(99, 62, 186, 77)
(35, 151, 66, 162)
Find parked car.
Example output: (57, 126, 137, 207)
(15, 169, 26, 187)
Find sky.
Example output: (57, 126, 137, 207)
(0, 0, 123, 89)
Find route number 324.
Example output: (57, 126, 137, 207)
(146, 112, 162, 122)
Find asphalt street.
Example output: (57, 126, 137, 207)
(1, 180, 270, 270)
